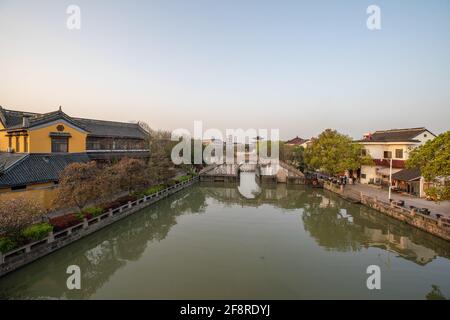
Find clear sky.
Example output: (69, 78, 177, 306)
(0, 0, 449, 139)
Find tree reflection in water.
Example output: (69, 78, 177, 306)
(0, 187, 207, 299)
(203, 182, 450, 263)
(426, 285, 447, 300)
(0, 182, 449, 299)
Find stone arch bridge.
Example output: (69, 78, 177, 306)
(199, 161, 304, 184)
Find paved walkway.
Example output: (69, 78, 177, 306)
(345, 183, 450, 218)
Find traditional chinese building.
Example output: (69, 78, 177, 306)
(285, 136, 311, 148)
(355, 127, 435, 196)
(0, 106, 149, 205)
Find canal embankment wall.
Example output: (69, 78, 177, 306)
(323, 181, 450, 242)
(0, 177, 199, 278)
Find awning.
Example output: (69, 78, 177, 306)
(392, 168, 421, 181)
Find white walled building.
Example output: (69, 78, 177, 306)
(356, 128, 435, 194)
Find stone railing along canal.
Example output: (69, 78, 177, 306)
(0, 176, 199, 278)
(323, 181, 450, 242)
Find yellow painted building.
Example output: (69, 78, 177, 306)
(0, 108, 88, 154)
(0, 106, 149, 209)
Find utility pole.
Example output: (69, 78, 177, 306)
(388, 157, 393, 201)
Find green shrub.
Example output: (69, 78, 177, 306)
(76, 212, 86, 220)
(165, 180, 176, 187)
(21, 223, 53, 242)
(83, 207, 104, 217)
(0, 238, 17, 253)
(133, 191, 146, 198)
(174, 174, 192, 183)
(144, 185, 165, 195)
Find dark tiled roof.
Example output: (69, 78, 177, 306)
(0, 153, 90, 188)
(392, 168, 421, 181)
(0, 107, 38, 128)
(0, 107, 86, 131)
(285, 136, 307, 145)
(0, 106, 147, 140)
(75, 118, 147, 139)
(0, 153, 27, 170)
(356, 127, 433, 142)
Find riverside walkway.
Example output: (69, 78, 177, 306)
(345, 184, 450, 219)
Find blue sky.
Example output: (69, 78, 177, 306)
(0, 0, 449, 139)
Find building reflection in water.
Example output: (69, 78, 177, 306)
(237, 172, 261, 199)
(0, 180, 449, 299)
(209, 183, 449, 265)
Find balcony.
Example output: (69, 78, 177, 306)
(373, 159, 406, 169)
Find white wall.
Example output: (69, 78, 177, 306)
(360, 130, 435, 162)
(362, 143, 415, 160)
(360, 165, 378, 184)
(414, 131, 435, 144)
(359, 130, 436, 187)
(360, 165, 402, 184)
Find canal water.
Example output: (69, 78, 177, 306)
(1, 173, 449, 299)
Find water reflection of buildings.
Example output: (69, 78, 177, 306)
(363, 228, 437, 265)
(204, 182, 449, 266)
(1, 182, 449, 299)
(237, 172, 261, 199)
(304, 192, 449, 266)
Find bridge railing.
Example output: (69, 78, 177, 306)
(279, 161, 304, 177)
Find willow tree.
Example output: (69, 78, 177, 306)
(304, 129, 372, 176)
(407, 130, 450, 201)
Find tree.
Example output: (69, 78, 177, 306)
(280, 143, 306, 172)
(53, 161, 103, 212)
(112, 158, 149, 193)
(304, 129, 372, 176)
(0, 197, 44, 239)
(148, 130, 177, 184)
(137, 120, 151, 146)
(407, 130, 450, 201)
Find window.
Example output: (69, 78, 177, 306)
(15, 136, 20, 152)
(361, 149, 368, 156)
(24, 136, 28, 153)
(395, 149, 403, 159)
(51, 137, 69, 153)
(424, 134, 427, 137)
(383, 151, 392, 159)
(361, 174, 367, 179)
